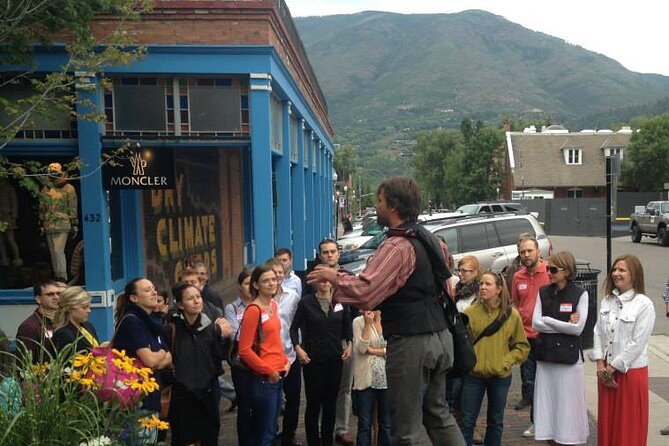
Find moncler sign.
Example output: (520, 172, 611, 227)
(104, 146, 175, 189)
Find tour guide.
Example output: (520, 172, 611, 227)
(307, 177, 465, 446)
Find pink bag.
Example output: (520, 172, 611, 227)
(84, 346, 146, 408)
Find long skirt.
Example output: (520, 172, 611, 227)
(597, 366, 648, 446)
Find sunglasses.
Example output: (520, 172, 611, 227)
(548, 266, 565, 274)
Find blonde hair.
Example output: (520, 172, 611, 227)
(480, 271, 511, 320)
(54, 286, 91, 328)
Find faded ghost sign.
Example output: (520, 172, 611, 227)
(143, 150, 222, 292)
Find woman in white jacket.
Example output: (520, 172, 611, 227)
(352, 310, 390, 446)
(592, 254, 655, 446)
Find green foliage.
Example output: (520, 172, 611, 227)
(333, 144, 357, 184)
(0, 344, 143, 446)
(621, 114, 669, 191)
(0, 0, 152, 200)
(411, 128, 462, 206)
(412, 119, 504, 208)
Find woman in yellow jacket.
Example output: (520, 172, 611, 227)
(459, 272, 530, 446)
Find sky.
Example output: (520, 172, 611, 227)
(285, 0, 669, 76)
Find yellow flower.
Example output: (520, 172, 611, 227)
(138, 414, 169, 430)
(79, 377, 97, 389)
(32, 362, 50, 376)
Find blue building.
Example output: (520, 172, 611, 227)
(0, 0, 335, 339)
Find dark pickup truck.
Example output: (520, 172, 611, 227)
(630, 201, 669, 246)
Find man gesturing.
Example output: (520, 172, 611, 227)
(308, 177, 464, 446)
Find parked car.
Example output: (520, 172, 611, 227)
(629, 201, 669, 246)
(455, 202, 527, 214)
(340, 212, 552, 275)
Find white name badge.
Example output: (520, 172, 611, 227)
(237, 312, 244, 321)
(518, 283, 528, 290)
(261, 314, 270, 323)
(333, 303, 343, 312)
(560, 303, 573, 313)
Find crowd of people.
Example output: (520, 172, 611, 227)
(1, 175, 667, 446)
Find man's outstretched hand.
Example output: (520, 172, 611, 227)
(306, 264, 337, 285)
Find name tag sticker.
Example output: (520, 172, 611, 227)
(237, 313, 244, 321)
(261, 314, 270, 323)
(560, 303, 573, 312)
(518, 283, 528, 290)
(333, 303, 343, 312)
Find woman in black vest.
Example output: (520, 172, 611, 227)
(531, 251, 589, 445)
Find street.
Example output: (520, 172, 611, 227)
(550, 235, 669, 335)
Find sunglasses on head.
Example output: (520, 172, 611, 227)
(548, 266, 565, 274)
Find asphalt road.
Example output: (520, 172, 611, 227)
(549, 235, 669, 335)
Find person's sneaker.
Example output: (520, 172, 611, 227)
(522, 424, 534, 438)
(514, 398, 531, 411)
(661, 424, 669, 435)
(335, 433, 354, 446)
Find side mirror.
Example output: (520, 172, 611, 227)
(647, 208, 656, 216)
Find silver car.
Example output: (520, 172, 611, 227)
(341, 212, 552, 274)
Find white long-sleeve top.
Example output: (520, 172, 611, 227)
(591, 288, 655, 373)
(532, 290, 589, 337)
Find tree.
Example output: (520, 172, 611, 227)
(411, 129, 463, 207)
(622, 113, 669, 191)
(412, 120, 505, 208)
(0, 0, 151, 196)
(333, 143, 357, 185)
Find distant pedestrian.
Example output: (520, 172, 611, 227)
(459, 272, 529, 446)
(532, 252, 589, 444)
(592, 254, 654, 446)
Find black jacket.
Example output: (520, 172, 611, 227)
(168, 312, 229, 396)
(52, 321, 99, 354)
(290, 294, 352, 363)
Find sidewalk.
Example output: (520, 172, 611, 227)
(214, 334, 669, 445)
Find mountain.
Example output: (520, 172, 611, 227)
(294, 10, 669, 176)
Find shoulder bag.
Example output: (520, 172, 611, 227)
(227, 304, 263, 372)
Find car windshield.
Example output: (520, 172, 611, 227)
(456, 204, 478, 214)
(362, 221, 384, 236)
(360, 232, 387, 250)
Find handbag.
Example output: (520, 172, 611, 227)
(534, 333, 582, 364)
(228, 304, 263, 372)
(443, 299, 477, 375)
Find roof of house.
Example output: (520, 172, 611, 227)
(506, 131, 632, 188)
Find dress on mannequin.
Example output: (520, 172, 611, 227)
(38, 163, 78, 281)
(0, 180, 22, 267)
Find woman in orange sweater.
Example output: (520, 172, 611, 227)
(238, 265, 290, 446)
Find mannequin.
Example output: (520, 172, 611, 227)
(0, 180, 22, 267)
(38, 163, 78, 281)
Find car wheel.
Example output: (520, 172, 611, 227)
(630, 225, 641, 243)
(658, 226, 669, 247)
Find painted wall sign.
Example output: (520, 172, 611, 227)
(104, 147, 175, 189)
(143, 150, 223, 292)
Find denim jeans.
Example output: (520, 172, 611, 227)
(355, 388, 391, 446)
(445, 375, 464, 418)
(247, 373, 284, 446)
(459, 374, 512, 446)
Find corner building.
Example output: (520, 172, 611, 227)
(0, 0, 335, 339)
